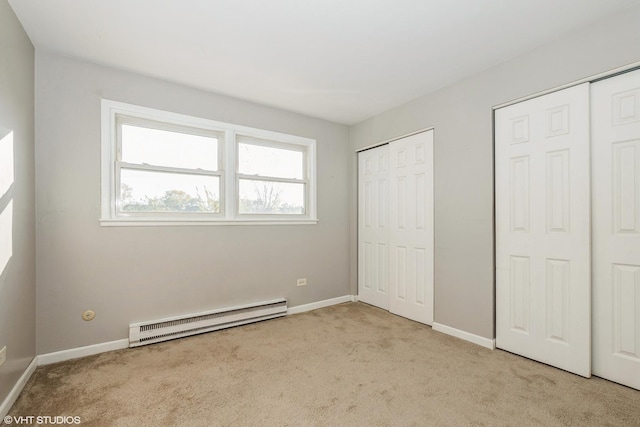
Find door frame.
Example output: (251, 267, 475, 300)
(356, 127, 435, 322)
(493, 61, 640, 111)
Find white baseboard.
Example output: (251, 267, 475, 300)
(34, 296, 357, 365)
(2, 297, 357, 416)
(0, 356, 38, 419)
(37, 339, 130, 366)
(17, 296, 357, 369)
(432, 322, 496, 350)
(287, 295, 355, 315)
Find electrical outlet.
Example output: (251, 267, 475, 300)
(297, 278, 307, 287)
(0, 346, 6, 367)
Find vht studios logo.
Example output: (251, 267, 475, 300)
(4, 415, 81, 425)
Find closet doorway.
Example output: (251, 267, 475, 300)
(495, 69, 640, 390)
(357, 130, 434, 325)
(591, 70, 640, 390)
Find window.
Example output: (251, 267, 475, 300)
(118, 119, 223, 216)
(101, 100, 317, 225)
(237, 137, 307, 215)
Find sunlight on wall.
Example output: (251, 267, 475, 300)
(0, 200, 13, 275)
(0, 130, 14, 276)
(0, 130, 14, 198)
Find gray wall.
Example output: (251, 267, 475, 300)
(18, 1, 640, 360)
(35, 53, 350, 354)
(0, 1, 36, 404)
(349, 6, 640, 339)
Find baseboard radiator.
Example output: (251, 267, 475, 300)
(129, 298, 287, 347)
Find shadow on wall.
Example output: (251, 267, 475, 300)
(0, 129, 14, 280)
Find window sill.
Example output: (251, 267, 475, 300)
(100, 218, 319, 227)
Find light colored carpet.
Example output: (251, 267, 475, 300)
(8, 302, 640, 426)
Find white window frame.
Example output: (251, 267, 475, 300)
(101, 99, 317, 226)
(115, 115, 225, 219)
(236, 135, 310, 218)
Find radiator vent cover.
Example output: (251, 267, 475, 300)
(129, 298, 287, 347)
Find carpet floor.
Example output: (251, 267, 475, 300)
(7, 302, 640, 426)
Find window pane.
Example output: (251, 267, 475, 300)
(120, 169, 220, 213)
(238, 142, 303, 179)
(238, 179, 304, 214)
(121, 124, 219, 171)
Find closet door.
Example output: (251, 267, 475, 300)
(592, 69, 640, 390)
(388, 130, 434, 325)
(495, 84, 591, 377)
(358, 144, 390, 310)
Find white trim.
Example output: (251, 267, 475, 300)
(287, 295, 355, 315)
(224, 129, 235, 220)
(16, 297, 357, 366)
(237, 174, 305, 185)
(355, 126, 435, 153)
(493, 60, 640, 110)
(432, 322, 496, 350)
(37, 339, 129, 366)
(101, 99, 317, 224)
(102, 100, 316, 145)
(100, 219, 319, 227)
(0, 357, 38, 419)
(0, 295, 352, 416)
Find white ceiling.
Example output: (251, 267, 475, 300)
(9, 0, 640, 125)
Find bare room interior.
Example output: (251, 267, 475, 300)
(2, 0, 640, 425)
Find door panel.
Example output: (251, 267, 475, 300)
(592, 69, 640, 390)
(496, 84, 591, 377)
(358, 145, 390, 310)
(388, 131, 434, 325)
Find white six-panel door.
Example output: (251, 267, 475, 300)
(358, 144, 390, 310)
(496, 84, 591, 377)
(388, 131, 434, 325)
(358, 130, 434, 325)
(592, 69, 640, 390)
